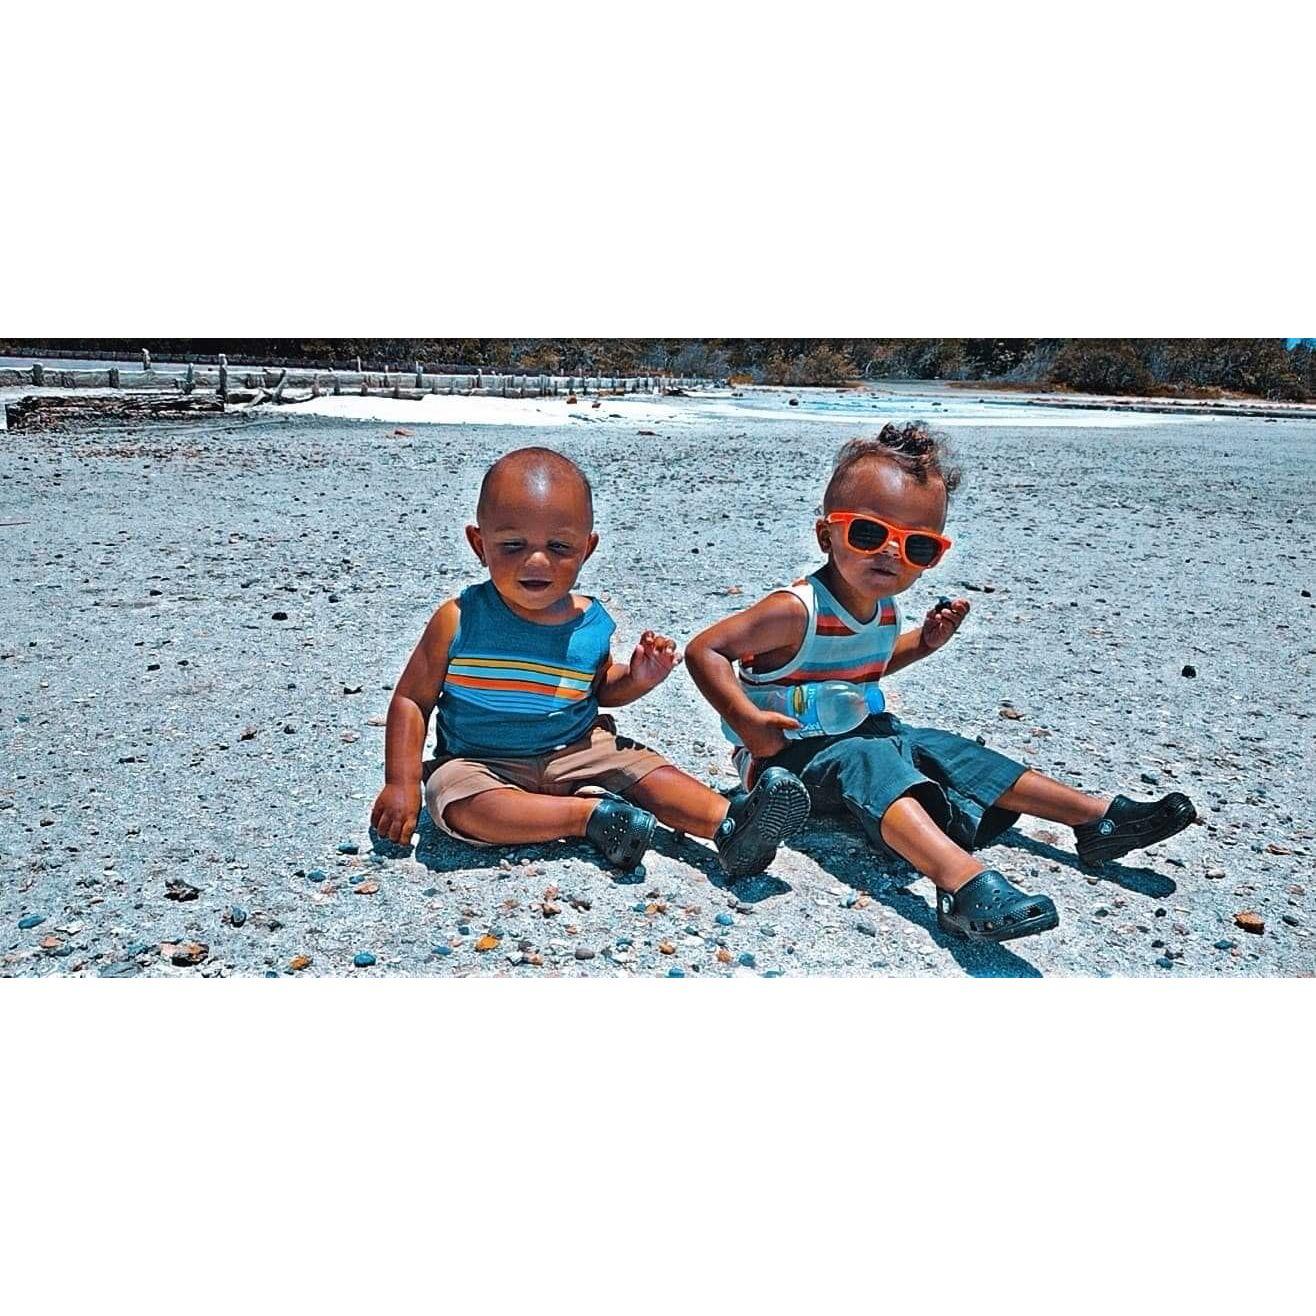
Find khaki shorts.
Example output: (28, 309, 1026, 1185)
(423, 715, 671, 844)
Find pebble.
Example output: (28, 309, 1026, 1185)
(353, 952, 377, 968)
(1140, 771, 1160, 785)
(1205, 868, 1226, 880)
(18, 914, 46, 930)
(271, 611, 288, 621)
(1214, 939, 1237, 951)
(574, 947, 595, 961)
(1154, 956, 1175, 970)
(762, 969, 784, 978)
(1234, 911, 1265, 935)
(288, 954, 312, 971)
(474, 934, 499, 952)
(737, 952, 757, 968)
(666, 967, 685, 978)
(432, 945, 453, 957)
(715, 912, 734, 927)
(229, 906, 247, 927)
(125, 942, 151, 957)
(165, 878, 200, 901)
(856, 921, 877, 937)
(337, 841, 360, 855)
(1181, 665, 1197, 678)
(306, 868, 327, 883)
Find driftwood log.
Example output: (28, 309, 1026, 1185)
(4, 393, 226, 431)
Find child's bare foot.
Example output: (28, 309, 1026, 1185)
(1073, 792, 1197, 868)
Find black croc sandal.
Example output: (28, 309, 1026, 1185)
(1074, 792, 1197, 868)
(936, 870, 1059, 943)
(714, 766, 811, 878)
(585, 796, 656, 871)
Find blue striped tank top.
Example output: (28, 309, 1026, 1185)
(436, 580, 615, 758)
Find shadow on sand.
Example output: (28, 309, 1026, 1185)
(996, 830, 1178, 899)
(787, 821, 1045, 978)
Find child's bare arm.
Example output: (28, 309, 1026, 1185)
(371, 600, 459, 843)
(685, 594, 808, 759)
(885, 597, 970, 676)
(597, 630, 680, 706)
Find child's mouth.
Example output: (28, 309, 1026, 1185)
(519, 579, 552, 592)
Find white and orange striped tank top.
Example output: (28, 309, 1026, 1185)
(728, 570, 903, 783)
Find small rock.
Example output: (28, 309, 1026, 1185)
(667, 967, 686, 977)
(337, 841, 360, 855)
(856, 921, 877, 937)
(165, 878, 200, 902)
(271, 611, 288, 621)
(716, 947, 734, 964)
(737, 952, 757, 968)
(1181, 665, 1197, 678)
(307, 868, 327, 882)
(715, 912, 734, 927)
(18, 914, 46, 930)
(353, 952, 377, 968)
(1205, 867, 1225, 880)
(1214, 939, 1238, 951)
(353, 880, 380, 895)
(288, 954, 312, 972)
(1282, 914, 1301, 927)
(1140, 771, 1160, 785)
(574, 947, 596, 961)
(659, 940, 676, 954)
(432, 945, 453, 957)
(228, 906, 248, 927)
(998, 706, 1024, 720)
(1154, 956, 1175, 970)
(1234, 911, 1265, 935)
(163, 941, 209, 967)
(475, 934, 500, 952)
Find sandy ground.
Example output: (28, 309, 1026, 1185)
(2, 393, 1313, 977)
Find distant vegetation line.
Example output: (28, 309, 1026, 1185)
(4, 338, 1313, 402)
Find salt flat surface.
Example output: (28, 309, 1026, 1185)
(2, 408, 1313, 978)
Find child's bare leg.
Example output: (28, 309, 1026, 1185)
(444, 789, 597, 845)
(879, 795, 985, 892)
(996, 769, 1109, 827)
(623, 765, 728, 839)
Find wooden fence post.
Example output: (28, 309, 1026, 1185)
(415, 360, 423, 388)
(142, 349, 152, 372)
(183, 363, 195, 395)
(332, 373, 341, 396)
(311, 375, 321, 398)
(32, 363, 44, 386)
(109, 367, 120, 388)
(218, 354, 228, 401)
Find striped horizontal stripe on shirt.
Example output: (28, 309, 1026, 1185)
(445, 654, 596, 703)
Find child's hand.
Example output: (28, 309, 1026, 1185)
(740, 708, 800, 760)
(629, 630, 681, 692)
(921, 596, 970, 652)
(371, 782, 421, 845)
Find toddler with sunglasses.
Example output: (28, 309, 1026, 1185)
(370, 446, 810, 880)
(686, 423, 1197, 943)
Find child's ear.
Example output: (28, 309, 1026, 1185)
(815, 519, 832, 553)
(464, 524, 486, 564)
(581, 531, 599, 563)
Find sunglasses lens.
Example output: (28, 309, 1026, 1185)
(905, 535, 943, 566)
(847, 518, 890, 552)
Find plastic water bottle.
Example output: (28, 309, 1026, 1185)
(726, 680, 886, 741)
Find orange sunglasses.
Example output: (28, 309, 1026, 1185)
(824, 512, 952, 568)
